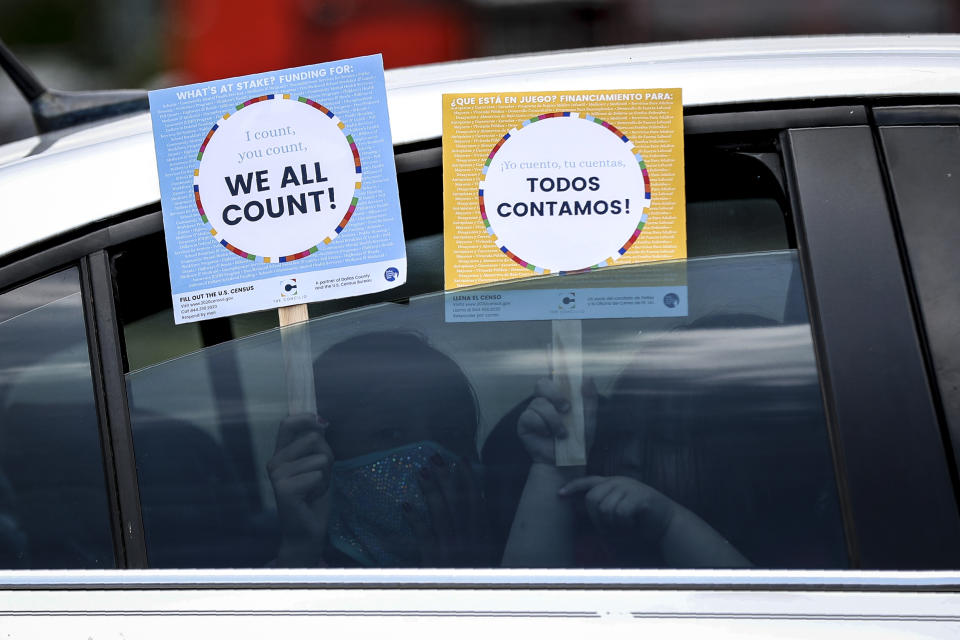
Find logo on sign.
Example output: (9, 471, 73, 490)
(281, 278, 298, 297)
(558, 291, 576, 310)
(384, 267, 400, 282)
(663, 292, 679, 308)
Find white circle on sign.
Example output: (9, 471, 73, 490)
(480, 113, 651, 273)
(194, 95, 361, 263)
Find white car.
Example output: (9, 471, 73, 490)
(1, 35, 960, 637)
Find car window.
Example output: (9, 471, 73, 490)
(124, 250, 847, 569)
(880, 123, 960, 474)
(112, 131, 838, 569)
(0, 269, 116, 568)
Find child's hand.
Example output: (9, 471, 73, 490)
(517, 377, 597, 465)
(560, 475, 751, 568)
(559, 475, 675, 547)
(268, 413, 333, 566)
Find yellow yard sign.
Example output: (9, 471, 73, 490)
(443, 89, 685, 290)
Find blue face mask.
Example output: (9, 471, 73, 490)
(327, 441, 463, 567)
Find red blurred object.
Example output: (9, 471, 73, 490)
(170, 0, 471, 83)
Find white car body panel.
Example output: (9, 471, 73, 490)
(2, 35, 960, 260)
(1, 570, 959, 637)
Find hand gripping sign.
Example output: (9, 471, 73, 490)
(443, 89, 686, 464)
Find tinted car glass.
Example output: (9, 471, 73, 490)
(684, 145, 789, 257)
(0, 269, 115, 568)
(125, 251, 847, 569)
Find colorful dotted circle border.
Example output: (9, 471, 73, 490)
(193, 94, 362, 264)
(478, 112, 652, 275)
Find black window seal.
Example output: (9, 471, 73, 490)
(685, 105, 867, 135)
(874, 105, 960, 126)
(80, 251, 148, 569)
(779, 129, 860, 569)
(78, 257, 128, 567)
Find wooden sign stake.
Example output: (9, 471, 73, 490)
(552, 319, 586, 466)
(278, 303, 317, 415)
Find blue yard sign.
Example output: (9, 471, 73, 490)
(149, 54, 406, 324)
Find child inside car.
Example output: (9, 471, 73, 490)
(267, 331, 494, 567)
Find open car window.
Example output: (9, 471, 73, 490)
(124, 250, 847, 569)
(108, 127, 841, 569)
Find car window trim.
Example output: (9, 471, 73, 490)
(0, 211, 163, 296)
(78, 258, 128, 567)
(684, 104, 867, 135)
(874, 104, 960, 126)
(783, 124, 960, 568)
(80, 251, 148, 568)
(780, 129, 859, 569)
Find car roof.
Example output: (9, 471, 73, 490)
(2, 34, 960, 261)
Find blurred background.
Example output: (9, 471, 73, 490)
(1, 0, 959, 144)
